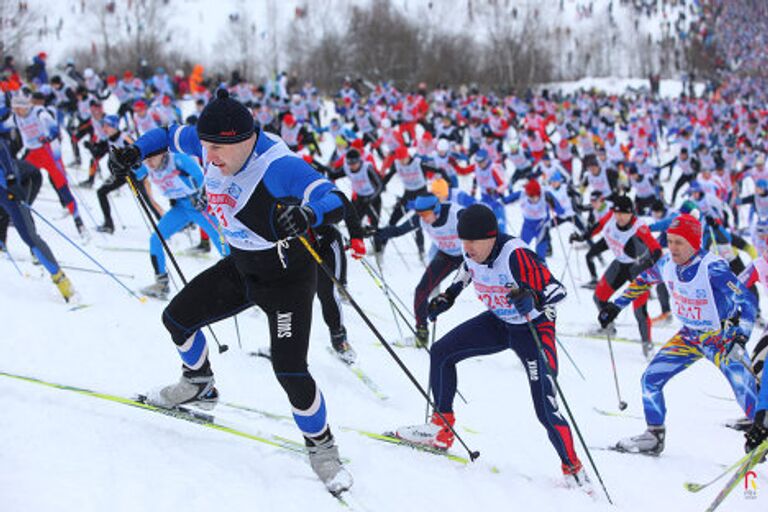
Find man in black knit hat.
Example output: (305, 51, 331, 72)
(392, 204, 593, 491)
(108, 89, 352, 495)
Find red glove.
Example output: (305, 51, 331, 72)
(349, 238, 366, 260)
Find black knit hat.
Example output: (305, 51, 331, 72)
(612, 195, 634, 214)
(197, 88, 255, 144)
(457, 204, 498, 240)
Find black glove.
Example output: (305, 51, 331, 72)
(108, 145, 142, 179)
(569, 232, 584, 243)
(506, 285, 538, 317)
(275, 204, 315, 239)
(428, 291, 456, 321)
(745, 410, 768, 452)
(598, 302, 621, 328)
(190, 189, 208, 212)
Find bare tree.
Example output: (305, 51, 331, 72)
(0, 0, 41, 62)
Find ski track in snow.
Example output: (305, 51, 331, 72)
(1, 87, 766, 511)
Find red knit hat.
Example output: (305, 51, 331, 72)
(667, 213, 702, 251)
(525, 179, 541, 197)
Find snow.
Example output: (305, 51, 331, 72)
(1, 97, 767, 511)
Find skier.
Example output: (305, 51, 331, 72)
(11, 93, 86, 239)
(394, 204, 590, 488)
(0, 139, 74, 301)
(598, 214, 758, 454)
(108, 89, 353, 494)
(502, 178, 564, 259)
(570, 195, 661, 357)
(374, 193, 465, 347)
(131, 150, 229, 299)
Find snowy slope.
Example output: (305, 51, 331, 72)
(1, 101, 767, 511)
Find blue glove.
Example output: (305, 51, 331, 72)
(506, 285, 538, 317)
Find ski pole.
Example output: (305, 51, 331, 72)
(606, 329, 627, 411)
(425, 318, 437, 423)
(555, 335, 586, 381)
(361, 257, 417, 321)
(523, 313, 613, 504)
(375, 256, 407, 344)
(552, 221, 581, 303)
(297, 234, 480, 461)
(0, 240, 24, 277)
(58, 263, 135, 279)
(23, 202, 145, 302)
(358, 255, 469, 404)
(125, 174, 229, 354)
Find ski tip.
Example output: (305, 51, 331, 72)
(684, 482, 704, 493)
(139, 296, 148, 303)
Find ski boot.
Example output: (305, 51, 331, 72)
(141, 273, 170, 300)
(585, 323, 616, 337)
(74, 216, 90, 243)
(641, 339, 654, 360)
(306, 431, 353, 495)
(651, 311, 672, 326)
(395, 411, 455, 450)
(67, 157, 82, 168)
(330, 327, 357, 365)
(615, 425, 665, 455)
(562, 462, 595, 496)
(415, 324, 429, 348)
(190, 237, 211, 254)
(96, 222, 115, 234)
(581, 279, 598, 290)
(52, 270, 75, 302)
(78, 177, 94, 189)
(146, 368, 219, 410)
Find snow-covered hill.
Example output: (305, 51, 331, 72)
(1, 96, 765, 511)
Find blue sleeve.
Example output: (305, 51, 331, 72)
(174, 154, 204, 189)
(648, 212, 677, 232)
(133, 164, 148, 181)
(134, 124, 203, 160)
(456, 191, 476, 207)
(502, 190, 522, 205)
(710, 259, 757, 337)
(377, 216, 419, 240)
(546, 191, 565, 216)
(262, 156, 343, 226)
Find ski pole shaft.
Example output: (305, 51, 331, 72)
(524, 314, 613, 504)
(297, 235, 479, 460)
(606, 329, 627, 410)
(555, 335, 586, 381)
(125, 175, 228, 354)
(361, 257, 416, 321)
(23, 202, 144, 302)
(59, 263, 135, 279)
(553, 222, 581, 303)
(0, 240, 24, 277)
(359, 257, 468, 403)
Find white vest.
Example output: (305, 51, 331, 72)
(661, 252, 723, 331)
(395, 157, 427, 191)
(149, 157, 197, 200)
(421, 205, 462, 256)
(465, 238, 541, 324)
(205, 135, 295, 250)
(344, 161, 377, 197)
(604, 217, 640, 263)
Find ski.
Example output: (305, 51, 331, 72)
(0, 370, 309, 457)
(68, 304, 91, 312)
(684, 449, 758, 493)
(249, 347, 273, 360)
(589, 445, 661, 457)
(97, 245, 150, 253)
(559, 330, 662, 347)
(704, 441, 768, 512)
(723, 417, 753, 432)
(592, 407, 644, 420)
(341, 427, 470, 464)
(325, 347, 388, 401)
